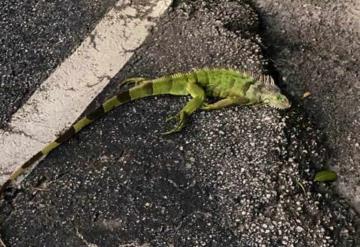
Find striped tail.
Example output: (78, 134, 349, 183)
(0, 82, 157, 195)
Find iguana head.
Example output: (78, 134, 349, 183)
(251, 75, 291, 109)
(261, 87, 291, 109)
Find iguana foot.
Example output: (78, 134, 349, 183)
(165, 113, 179, 123)
(162, 112, 187, 135)
(200, 97, 249, 111)
(200, 102, 211, 110)
(120, 77, 148, 88)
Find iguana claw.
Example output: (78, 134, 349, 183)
(201, 102, 210, 110)
(165, 114, 179, 123)
(162, 112, 187, 135)
(119, 77, 148, 88)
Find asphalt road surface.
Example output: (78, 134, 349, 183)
(256, 0, 360, 213)
(0, 0, 359, 246)
(0, 0, 117, 128)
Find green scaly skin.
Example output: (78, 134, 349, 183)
(0, 68, 291, 195)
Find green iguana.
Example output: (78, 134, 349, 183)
(0, 68, 291, 195)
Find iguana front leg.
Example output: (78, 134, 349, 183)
(163, 83, 205, 135)
(201, 96, 249, 110)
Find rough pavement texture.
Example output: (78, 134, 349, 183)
(255, 0, 360, 212)
(0, 0, 359, 246)
(0, 0, 117, 128)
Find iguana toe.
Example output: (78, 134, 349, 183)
(120, 77, 148, 88)
(162, 112, 187, 135)
(200, 102, 210, 110)
(165, 114, 179, 123)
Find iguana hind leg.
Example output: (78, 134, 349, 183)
(120, 77, 148, 87)
(163, 83, 205, 135)
(201, 96, 249, 110)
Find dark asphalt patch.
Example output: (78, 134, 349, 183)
(0, 0, 117, 128)
(255, 0, 360, 212)
(1, 0, 359, 246)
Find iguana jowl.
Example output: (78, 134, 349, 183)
(1, 68, 291, 194)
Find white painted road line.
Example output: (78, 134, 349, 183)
(0, 0, 171, 185)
